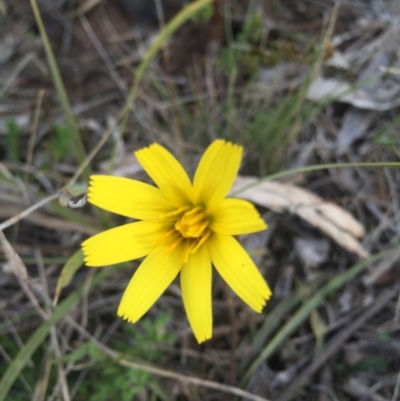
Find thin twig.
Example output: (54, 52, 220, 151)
(29, 0, 88, 176)
(78, 13, 127, 95)
(36, 249, 71, 401)
(0, 0, 215, 233)
(277, 288, 397, 401)
(68, 109, 125, 185)
(243, 247, 398, 383)
(64, 317, 271, 401)
(25, 89, 45, 185)
(392, 372, 400, 401)
(231, 162, 400, 197)
(0, 193, 59, 231)
(0, 53, 48, 98)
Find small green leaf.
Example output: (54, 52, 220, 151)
(6, 119, 19, 162)
(62, 342, 92, 363)
(54, 249, 84, 304)
(310, 310, 327, 355)
(354, 357, 388, 374)
(51, 123, 71, 161)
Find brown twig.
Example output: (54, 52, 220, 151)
(25, 89, 45, 185)
(62, 317, 271, 401)
(277, 288, 397, 401)
(78, 14, 127, 95)
(0, 193, 59, 232)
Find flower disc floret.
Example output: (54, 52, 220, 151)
(168, 205, 212, 262)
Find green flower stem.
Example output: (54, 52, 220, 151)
(68, 0, 214, 184)
(119, 0, 215, 134)
(232, 162, 400, 196)
(29, 0, 88, 178)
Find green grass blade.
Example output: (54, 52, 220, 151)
(54, 249, 84, 304)
(251, 294, 301, 351)
(29, 0, 88, 178)
(231, 161, 400, 197)
(0, 267, 113, 401)
(242, 246, 398, 384)
(68, 0, 214, 184)
(124, 0, 214, 110)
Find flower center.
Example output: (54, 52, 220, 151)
(162, 205, 211, 262)
(175, 206, 209, 238)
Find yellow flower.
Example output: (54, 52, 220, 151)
(82, 140, 272, 343)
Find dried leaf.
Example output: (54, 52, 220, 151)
(307, 75, 400, 111)
(233, 176, 368, 258)
(0, 231, 27, 279)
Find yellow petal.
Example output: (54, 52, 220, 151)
(181, 245, 212, 343)
(193, 140, 242, 207)
(135, 144, 193, 206)
(207, 234, 272, 312)
(117, 238, 186, 323)
(210, 198, 267, 235)
(88, 175, 174, 220)
(82, 221, 169, 267)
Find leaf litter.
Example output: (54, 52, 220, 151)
(1, 0, 400, 400)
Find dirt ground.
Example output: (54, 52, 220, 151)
(1, 0, 400, 400)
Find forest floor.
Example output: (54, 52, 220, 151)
(1, 1, 400, 400)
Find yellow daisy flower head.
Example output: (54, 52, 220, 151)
(82, 140, 272, 343)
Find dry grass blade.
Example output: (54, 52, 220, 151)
(2, 1, 400, 399)
(0, 232, 48, 322)
(0, 193, 59, 232)
(72, 0, 105, 16)
(362, 248, 400, 286)
(0, 267, 115, 401)
(0, 203, 98, 235)
(28, 0, 88, 176)
(0, 231, 28, 280)
(344, 378, 389, 401)
(277, 287, 397, 401)
(233, 175, 368, 258)
(32, 353, 52, 401)
(69, 0, 214, 185)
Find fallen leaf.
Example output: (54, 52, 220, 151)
(232, 176, 368, 258)
(307, 76, 400, 111)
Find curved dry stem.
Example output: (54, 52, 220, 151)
(0, 193, 59, 231)
(67, 317, 272, 401)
